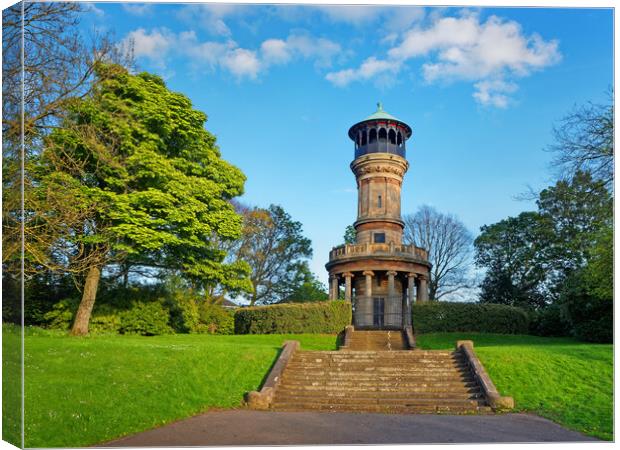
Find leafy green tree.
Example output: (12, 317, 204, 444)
(279, 262, 329, 302)
(235, 204, 313, 305)
(557, 221, 613, 342)
(343, 225, 356, 244)
(537, 170, 612, 285)
(558, 267, 612, 343)
(476, 171, 612, 308)
(582, 224, 613, 300)
(3, 2, 128, 267)
(36, 64, 251, 335)
(474, 212, 552, 309)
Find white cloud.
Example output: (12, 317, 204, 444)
(84, 3, 105, 18)
(120, 28, 175, 68)
(318, 6, 379, 25)
(122, 28, 340, 81)
(326, 12, 561, 107)
(261, 39, 292, 65)
(122, 4, 152, 16)
(176, 4, 251, 37)
(262, 33, 341, 68)
(317, 5, 424, 31)
(326, 57, 400, 87)
(221, 48, 261, 79)
(472, 79, 518, 108)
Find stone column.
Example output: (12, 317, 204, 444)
(363, 270, 374, 298)
(417, 275, 429, 303)
(387, 270, 397, 327)
(360, 270, 374, 328)
(343, 272, 354, 302)
(330, 275, 339, 300)
(406, 273, 416, 327)
(387, 271, 396, 297)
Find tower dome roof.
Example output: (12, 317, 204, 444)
(362, 102, 401, 122)
(348, 102, 412, 140)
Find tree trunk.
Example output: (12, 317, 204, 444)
(122, 263, 129, 289)
(70, 265, 101, 336)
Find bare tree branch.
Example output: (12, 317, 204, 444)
(403, 205, 474, 300)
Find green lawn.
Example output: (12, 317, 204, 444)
(3, 325, 338, 448)
(417, 332, 613, 440)
(2, 327, 613, 446)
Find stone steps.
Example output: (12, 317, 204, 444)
(279, 383, 480, 395)
(274, 396, 487, 405)
(276, 390, 483, 400)
(272, 403, 494, 414)
(269, 330, 491, 415)
(303, 350, 455, 356)
(286, 362, 469, 369)
(345, 331, 408, 351)
(283, 369, 472, 377)
(278, 381, 481, 390)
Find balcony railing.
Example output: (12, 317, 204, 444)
(355, 141, 406, 159)
(329, 242, 428, 262)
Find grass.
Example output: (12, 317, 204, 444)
(3, 325, 338, 448)
(2, 327, 612, 446)
(3, 324, 22, 448)
(417, 332, 613, 441)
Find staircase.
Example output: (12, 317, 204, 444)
(346, 330, 409, 351)
(271, 332, 493, 414)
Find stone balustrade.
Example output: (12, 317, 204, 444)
(328, 242, 428, 262)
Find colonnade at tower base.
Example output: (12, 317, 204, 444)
(327, 266, 429, 330)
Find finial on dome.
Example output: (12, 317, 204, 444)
(377, 102, 383, 111)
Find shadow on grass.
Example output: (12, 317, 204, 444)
(255, 346, 284, 391)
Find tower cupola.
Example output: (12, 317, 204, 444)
(348, 102, 413, 159)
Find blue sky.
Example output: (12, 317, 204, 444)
(82, 3, 613, 289)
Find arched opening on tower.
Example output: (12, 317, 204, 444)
(397, 131, 403, 146)
(369, 128, 377, 143)
(361, 129, 367, 145)
(378, 127, 387, 142)
(388, 129, 396, 145)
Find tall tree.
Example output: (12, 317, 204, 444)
(35, 64, 251, 335)
(548, 93, 613, 189)
(278, 262, 329, 303)
(2, 2, 130, 306)
(343, 224, 356, 244)
(474, 212, 552, 309)
(537, 170, 613, 284)
(403, 206, 473, 300)
(235, 204, 313, 305)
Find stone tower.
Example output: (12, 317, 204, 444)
(326, 103, 431, 330)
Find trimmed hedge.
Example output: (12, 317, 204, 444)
(234, 301, 352, 334)
(412, 301, 530, 334)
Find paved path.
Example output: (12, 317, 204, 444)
(99, 410, 597, 446)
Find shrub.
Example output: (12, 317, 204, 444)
(119, 301, 173, 336)
(166, 291, 200, 333)
(529, 304, 572, 337)
(197, 303, 234, 335)
(561, 274, 612, 343)
(89, 305, 122, 334)
(42, 298, 78, 331)
(234, 301, 351, 334)
(412, 301, 530, 334)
